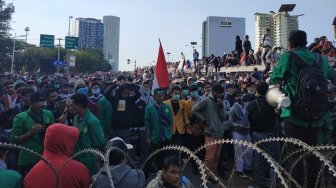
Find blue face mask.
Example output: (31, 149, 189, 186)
(143, 90, 150, 96)
(182, 90, 189, 97)
(191, 91, 199, 97)
(172, 94, 180, 101)
(77, 87, 89, 95)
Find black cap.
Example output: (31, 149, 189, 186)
(30, 92, 47, 103)
(21, 87, 35, 96)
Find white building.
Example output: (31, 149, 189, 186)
(103, 16, 120, 71)
(255, 12, 298, 50)
(202, 16, 245, 57)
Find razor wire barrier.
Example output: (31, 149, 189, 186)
(1, 137, 336, 188)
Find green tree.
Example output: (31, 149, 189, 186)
(0, 0, 15, 38)
(0, 0, 15, 72)
(74, 49, 111, 73)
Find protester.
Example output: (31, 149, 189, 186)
(191, 83, 226, 184)
(69, 93, 105, 175)
(11, 91, 55, 176)
(146, 155, 193, 188)
(24, 124, 90, 188)
(229, 89, 252, 179)
(0, 135, 22, 188)
(92, 137, 145, 188)
(145, 88, 173, 174)
(271, 29, 336, 187)
(247, 81, 280, 187)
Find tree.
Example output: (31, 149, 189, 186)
(0, 0, 15, 38)
(0, 0, 15, 72)
(74, 49, 111, 73)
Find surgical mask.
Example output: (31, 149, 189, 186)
(172, 94, 180, 100)
(182, 90, 189, 97)
(191, 91, 199, 97)
(77, 87, 89, 95)
(198, 87, 203, 92)
(92, 88, 100, 95)
(143, 90, 150, 95)
(205, 91, 210, 95)
(54, 84, 61, 89)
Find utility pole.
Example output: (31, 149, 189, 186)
(56, 38, 63, 74)
(11, 33, 16, 74)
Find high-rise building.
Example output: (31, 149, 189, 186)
(103, 16, 120, 71)
(202, 16, 245, 57)
(255, 12, 299, 50)
(72, 18, 104, 50)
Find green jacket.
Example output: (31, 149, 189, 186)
(11, 109, 55, 167)
(271, 48, 336, 143)
(98, 96, 112, 138)
(74, 109, 105, 174)
(144, 103, 173, 144)
(0, 169, 22, 188)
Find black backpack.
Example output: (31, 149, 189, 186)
(290, 51, 328, 122)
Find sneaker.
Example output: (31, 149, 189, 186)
(236, 171, 248, 179)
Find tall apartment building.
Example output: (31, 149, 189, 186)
(103, 16, 120, 71)
(72, 18, 104, 50)
(255, 12, 298, 50)
(202, 16, 245, 57)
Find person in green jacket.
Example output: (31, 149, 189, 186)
(69, 93, 105, 175)
(98, 94, 112, 139)
(0, 135, 22, 188)
(145, 88, 173, 174)
(270, 30, 336, 188)
(11, 91, 55, 176)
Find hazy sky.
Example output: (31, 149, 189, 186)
(8, 0, 336, 71)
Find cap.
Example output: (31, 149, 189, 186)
(30, 92, 47, 104)
(56, 94, 69, 103)
(225, 83, 234, 89)
(21, 87, 35, 96)
(105, 137, 133, 153)
(74, 79, 85, 89)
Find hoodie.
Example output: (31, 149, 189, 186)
(92, 163, 145, 188)
(24, 124, 90, 188)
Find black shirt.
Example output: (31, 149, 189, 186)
(171, 100, 180, 115)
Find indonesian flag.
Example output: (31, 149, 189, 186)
(152, 40, 170, 94)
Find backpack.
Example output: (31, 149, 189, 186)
(290, 51, 328, 122)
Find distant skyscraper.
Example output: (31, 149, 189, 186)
(202, 16, 245, 57)
(103, 16, 120, 71)
(72, 18, 104, 50)
(255, 12, 299, 50)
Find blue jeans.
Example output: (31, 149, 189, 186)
(252, 131, 280, 186)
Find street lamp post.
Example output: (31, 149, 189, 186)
(56, 38, 63, 74)
(166, 52, 171, 63)
(127, 59, 137, 71)
(11, 33, 26, 74)
(68, 16, 73, 36)
(24, 27, 30, 43)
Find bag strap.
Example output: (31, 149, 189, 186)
(290, 51, 322, 68)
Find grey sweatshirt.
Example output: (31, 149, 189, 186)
(191, 93, 225, 137)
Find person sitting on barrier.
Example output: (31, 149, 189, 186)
(0, 135, 22, 188)
(91, 137, 145, 188)
(24, 124, 90, 188)
(146, 155, 193, 188)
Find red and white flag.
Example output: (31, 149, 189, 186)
(152, 39, 170, 94)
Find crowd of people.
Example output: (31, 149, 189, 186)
(0, 29, 335, 188)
